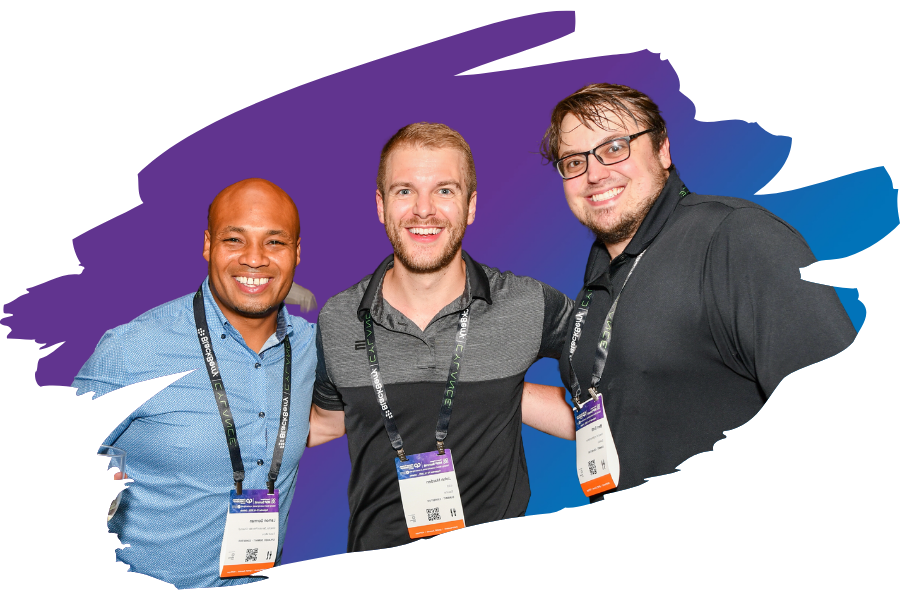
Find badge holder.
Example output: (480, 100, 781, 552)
(574, 388, 620, 497)
(218, 488, 280, 578)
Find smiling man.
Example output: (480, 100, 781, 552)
(73, 178, 317, 588)
(308, 122, 575, 552)
(542, 83, 856, 501)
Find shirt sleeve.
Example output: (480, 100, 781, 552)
(537, 282, 575, 359)
(703, 207, 857, 398)
(312, 322, 345, 411)
(72, 328, 135, 445)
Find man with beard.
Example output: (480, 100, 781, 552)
(308, 122, 575, 551)
(73, 179, 317, 587)
(541, 83, 856, 501)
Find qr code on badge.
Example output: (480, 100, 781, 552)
(426, 507, 441, 522)
(588, 459, 597, 476)
(245, 548, 258, 563)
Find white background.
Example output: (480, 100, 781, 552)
(2, 2, 898, 597)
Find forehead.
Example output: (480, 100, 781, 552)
(210, 188, 299, 234)
(384, 145, 465, 185)
(558, 110, 635, 152)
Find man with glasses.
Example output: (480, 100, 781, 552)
(541, 83, 856, 502)
(308, 122, 576, 551)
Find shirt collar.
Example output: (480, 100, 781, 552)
(202, 276, 293, 343)
(584, 171, 689, 287)
(356, 249, 492, 322)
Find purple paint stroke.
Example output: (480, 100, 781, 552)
(5, 11, 891, 563)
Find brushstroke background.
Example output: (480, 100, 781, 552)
(2, 2, 898, 596)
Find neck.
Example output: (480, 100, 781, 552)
(605, 238, 632, 261)
(382, 251, 467, 331)
(209, 290, 279, 354)
(228, 312, 279, 354)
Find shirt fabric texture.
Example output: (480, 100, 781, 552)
(313, 251, 573, 552)
(73, 277, 317, 588)
(563, 172, 857, 500)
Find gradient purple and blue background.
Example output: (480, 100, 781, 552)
(4, 12, 896, 563)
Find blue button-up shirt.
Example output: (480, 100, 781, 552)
(73, 278, 316, 589)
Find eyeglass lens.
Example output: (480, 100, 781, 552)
(556, 137, 632, 179)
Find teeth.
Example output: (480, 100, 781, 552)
(236, 276, 270, 286)
(592, 187, 624, 202)
(409, 227, 442, 235)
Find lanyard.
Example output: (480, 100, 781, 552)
(567, 185, 690, 410)
(193, 286, 292, 495)
(363, 307, 471, 461)
(567, 251, 645, 411)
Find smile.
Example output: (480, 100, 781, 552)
(234, 276, 271, 290)
(408, 227, 443, 236)
(591, 187, 624, 203)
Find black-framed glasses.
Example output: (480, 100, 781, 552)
(554, 128, 657, 180)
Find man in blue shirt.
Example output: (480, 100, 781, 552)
(74, 178, 317, 588)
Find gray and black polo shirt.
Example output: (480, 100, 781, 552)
(313, 250, 573, 552)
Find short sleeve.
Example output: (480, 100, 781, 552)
(703, 207, 856, 398)
(537, 282, 575, 359)
(312, 322, 345, 411)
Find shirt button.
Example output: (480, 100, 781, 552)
(254, 363, 261, 369)
(257, 459, 264, 466)
(221, 334, 226, 339)
(258, 412, 265, 418)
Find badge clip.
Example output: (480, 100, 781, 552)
(267, 479, 275, 494)
(397, 448, 408, 462)
(573, 387, 599, 412)
(436, 440, 445, 455)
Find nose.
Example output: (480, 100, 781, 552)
(412, 191, 437, 219)
(239, 239, 269, 268)
(585, 153, 611, 183)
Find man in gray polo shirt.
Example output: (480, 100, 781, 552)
(308, 122, 575, 552)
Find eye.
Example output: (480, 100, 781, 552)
(605, 140, 627, 154)
(565, 158, 583, 170)
(438, 188, 453, 195)
(397, 189, 411, 196)
(267, 240, 286, 245)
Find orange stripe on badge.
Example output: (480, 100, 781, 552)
(408, 519, 465, 538)
(581, 474, 616, 497)
(220, 562, 275, 578)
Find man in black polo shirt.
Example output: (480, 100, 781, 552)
(308, 122, 575, 551)
(541, 83, 856, 501)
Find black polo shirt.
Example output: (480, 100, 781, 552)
(314, 251, 573, 551)
(564, 172, 857, 499)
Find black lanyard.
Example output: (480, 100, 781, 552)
(568, 185, 691, 411)
(567, 251, 645, 411)
(363, 307, 471, 461)
(193, 286, 292, 495)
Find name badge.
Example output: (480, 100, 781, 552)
(575, 393, 620, 497)
(395, 449, 465, 539)
(219, 489, 279, 578)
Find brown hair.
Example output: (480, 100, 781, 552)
(540, 83, 673, 172)
(377, 122, 477, 201)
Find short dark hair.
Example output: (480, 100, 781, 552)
(377, 122, 477, 201)
(540, 83, 674, 173)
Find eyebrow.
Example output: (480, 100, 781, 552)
(388, 181, 413, 192)
(560, 132, 626, 156)
(435, 180, 461, 190)
(219, 226, 291, 237)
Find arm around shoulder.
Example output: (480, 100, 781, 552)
(522, 382, 575, 440)
(307, 403, 346, 447)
